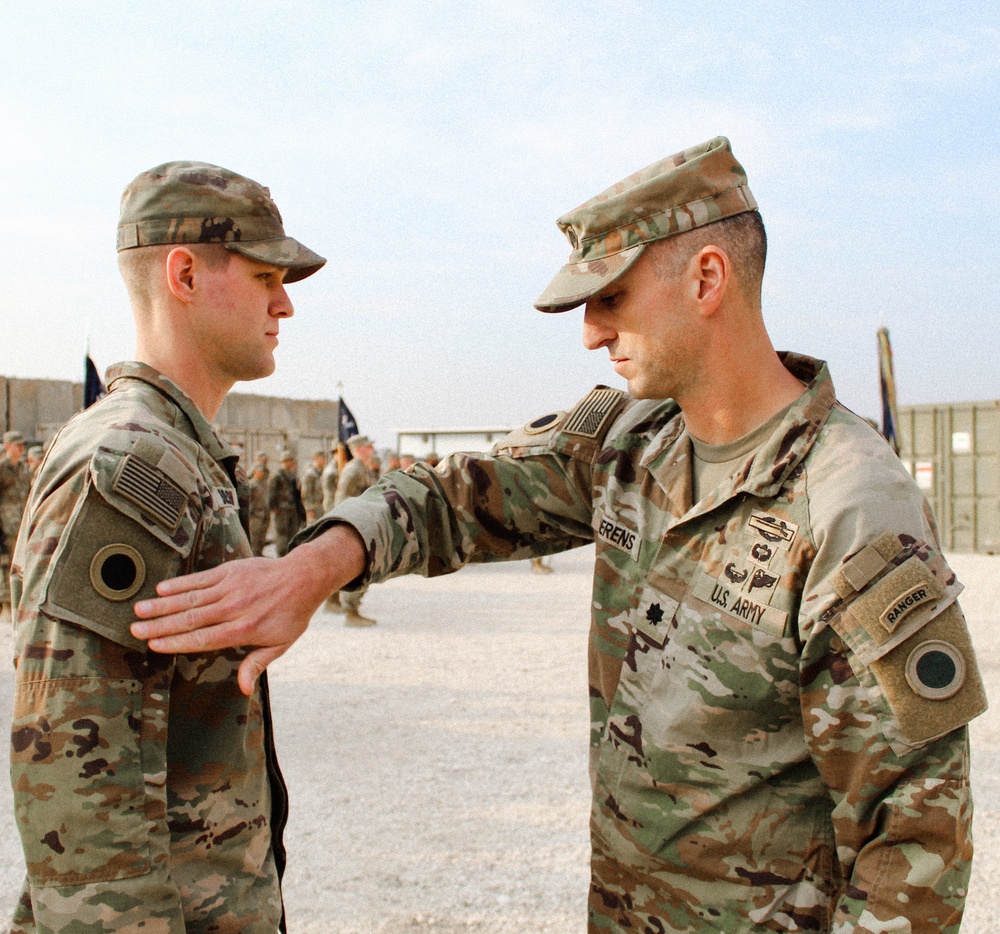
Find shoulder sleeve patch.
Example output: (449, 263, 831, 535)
(39, 446, 201, 650)
(41, 483, 191, 650)
(870, 603, 987, 749)
(830, 545, 987, 750)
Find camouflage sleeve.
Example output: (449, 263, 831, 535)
(304, 424, 599, 585)
(799, 513, 984, 931)
(11, 446, 200, 929)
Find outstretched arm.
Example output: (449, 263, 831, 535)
(132, 524, 366, 695)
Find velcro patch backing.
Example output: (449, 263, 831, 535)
(42, 488, 183, 650)
(871, 604, 987, 748)
(839, 555, 956, 666)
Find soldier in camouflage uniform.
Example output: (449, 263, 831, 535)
(26, 445, 45, 477)
(334, 434, 379, 625)
(0, 430, 32, 617)
(9, 160, 325, 932)
(301, 450, 326, 523)
(249, 461, 271, 556)
(320, 449, 343, 612)
(320, 446, 340, 513)
(267, 451, 305, 557)
(133, 138, 985, 933)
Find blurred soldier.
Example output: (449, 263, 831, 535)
(248, 461, 271, 557)
(318, 448, 343, 613)
(268, 450, 305, 557)
(400, 452, 417, 470)
(134, 138, 985, 933)
(26, 444, 45, 476)
(320, 446, 340, 513)
(425, 451, 440, 469)
(9, 160, 324, 932)
(254, 451, 271, 484)
(301, 450, 326, 522)
(334, 434, 379, 626)
(0, 430, 31, 619)
(383, 452, 402, 474)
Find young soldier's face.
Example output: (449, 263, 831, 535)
(195, 254, 293, 383)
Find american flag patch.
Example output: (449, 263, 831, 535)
(562, 388, 625, 438)
(112, 454, 188, 531)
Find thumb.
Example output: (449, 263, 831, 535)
(238, 644, 290, 696)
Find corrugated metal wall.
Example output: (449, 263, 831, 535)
(898, 400, 1000, 554)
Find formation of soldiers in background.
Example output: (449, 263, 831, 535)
(242, 437, 443, 627)
(0, 422, 556, 627)
(0, 420, 449, 625)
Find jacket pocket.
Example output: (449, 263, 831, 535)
(12, 676, 152, 887)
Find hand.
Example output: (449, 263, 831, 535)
(131, 525, 367, 695)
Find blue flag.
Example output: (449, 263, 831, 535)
(84, 355, 106, 409)
(338, 397, 359, 445)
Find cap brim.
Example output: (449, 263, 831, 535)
(225, 237, 327, 283)
(533, 244, 645, 313)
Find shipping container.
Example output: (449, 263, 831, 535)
(897, 400, 1000, 554)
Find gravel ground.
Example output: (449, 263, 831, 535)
(1, 547, 997, 932)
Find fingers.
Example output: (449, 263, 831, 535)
(153, 565, 224, 597)
(238, 644, 290, 696)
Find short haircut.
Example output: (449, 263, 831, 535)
(647, 210, 767, 301)
(117, 242, 233, 309)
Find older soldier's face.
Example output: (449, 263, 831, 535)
(195, 254, 294, 382)
(583, 249, 700, 401)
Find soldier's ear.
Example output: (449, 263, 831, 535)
(164, 247, 198, 303)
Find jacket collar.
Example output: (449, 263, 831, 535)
(640, 353, 836, 521)
(105, 362, 239, 469)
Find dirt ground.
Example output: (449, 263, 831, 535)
(1, 547, 997, 932)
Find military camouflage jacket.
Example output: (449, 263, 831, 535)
(313, 354, 984, 934)
(300, 465, 324, 517)
(249, 476, 270, 524)
(267, 468, 304, 532)
(9, 363, 288, 934)
(320, 459, 339, 513)
(0, 453, 32, 556)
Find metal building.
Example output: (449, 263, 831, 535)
(897, 400, 1000, 554)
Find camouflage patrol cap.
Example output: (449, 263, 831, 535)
(347, 434, 373, 450)
(3, 431, 25, 445)
(117, 161, 326, 283)
(534, 137, 757, 312)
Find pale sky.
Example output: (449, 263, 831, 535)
(3, 1, 998, 444)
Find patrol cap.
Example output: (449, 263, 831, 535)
(347, 434, 373, 450)
(3, 431, 25, 445)
(117, 161, 326, 283)
(27, 445, 44, 459)
(534, 137, 757, 313)
(279, 449, 295, 461)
